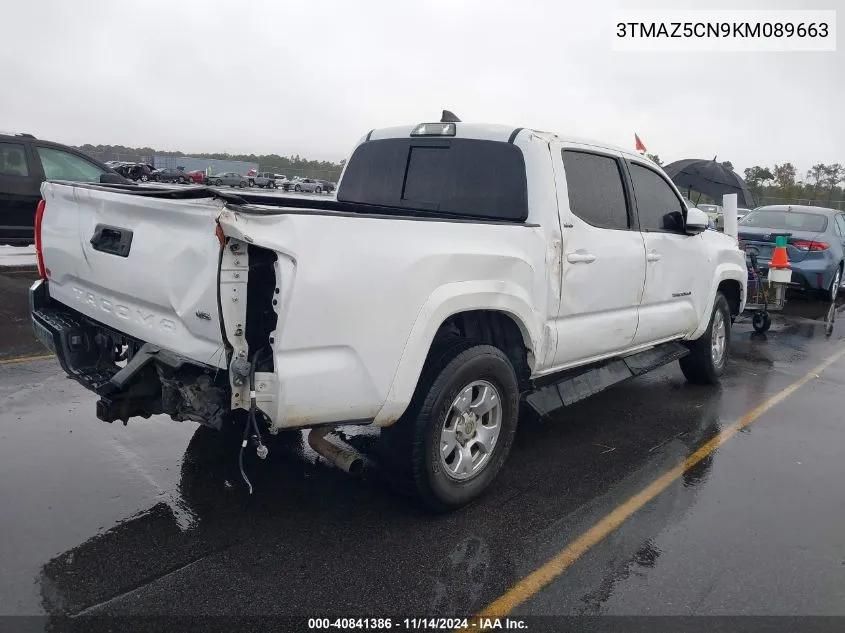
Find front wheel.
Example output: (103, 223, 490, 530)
(294, 184, 302, 192)
(380, 340, 519, 512)
(315, 186, 322, 194)
(679, 292, 731, 385)
(238, 181, 246, 188)
(215, 179, 222, 186)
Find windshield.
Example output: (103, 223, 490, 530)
(739, 210, 828, 232)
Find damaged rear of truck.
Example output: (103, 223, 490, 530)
(30, 120, 744, 511)
(30, 124, 553, 512)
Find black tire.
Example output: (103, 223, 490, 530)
(380, 339, 519, 512)
(153, 174, 160, 182)
(215, 179, 222, 186)
(239, 181, 246, 188)
(139, 174, 149, 182)
(679, 292, 731, 385)
(294, 184, 302, 192)
(316, 186, 322, 194)
(752, 311, 771, 333)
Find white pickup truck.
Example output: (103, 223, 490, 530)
(30, 114, 747, 511)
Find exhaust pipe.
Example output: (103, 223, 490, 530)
(307, 428, 364, 475)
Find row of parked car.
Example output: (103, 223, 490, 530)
(248, 172, 337, 193)
(106, 162, 337, 193)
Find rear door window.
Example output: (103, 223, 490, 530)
(561, 150, 630, 230)
(338, 138, 528, 221)
(0, 143, 30, 177)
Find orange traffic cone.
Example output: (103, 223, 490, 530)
(770, 235, 791, 269)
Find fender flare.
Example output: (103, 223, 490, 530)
(688, 263, 747, 340)
(372, 281, 541, 426)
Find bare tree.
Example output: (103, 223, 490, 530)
(806, 163, 828, 198)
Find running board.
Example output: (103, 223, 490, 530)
(525, 342, 690, 416)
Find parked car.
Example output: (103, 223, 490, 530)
(113, 162, 153, 182)
(291, 177, 322, 193)
(152, 167, 190, 184)
(207, 172, 248, 188)
(30, 117, 746, 511)
(739, 205, 845, 301)
(249, 172, 277, 188)
(317, 179, 336, 193)
(184, 170, 205, 184)
(0, 132, 127, 245)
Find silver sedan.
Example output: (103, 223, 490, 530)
(209, 172, 248, 188)
(290, 178, 323, 193)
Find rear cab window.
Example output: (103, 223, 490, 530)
(338, 138, 528, 222)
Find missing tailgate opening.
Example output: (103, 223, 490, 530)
(246, 245, 279, 373)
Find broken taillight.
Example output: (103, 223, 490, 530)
(34, 199, 47, 279)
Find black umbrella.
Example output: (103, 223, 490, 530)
(664, 158, 755, 208)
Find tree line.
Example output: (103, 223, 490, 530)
(646, 153, 844, 208)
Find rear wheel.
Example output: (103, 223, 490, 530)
(679, 292, 730, 385)
(316, 186, 322, 194)
(822, 265, 842, 303)
(215, 179, 222, 186)
(239, 181, 246, 188)
(294, 184, 302, 192)
(380, 339, 519, 512)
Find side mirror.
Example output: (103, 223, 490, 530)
(685, 207, 709, 235)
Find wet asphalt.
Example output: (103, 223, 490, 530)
(2, 268, 845, 622)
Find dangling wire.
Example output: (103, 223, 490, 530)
(238, 347, 272, 494)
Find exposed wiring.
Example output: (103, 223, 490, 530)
(237, 347, 272, 494)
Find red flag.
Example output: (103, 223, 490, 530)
(634, 134, 647, 153)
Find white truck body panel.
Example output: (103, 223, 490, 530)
(36, 122, 747, 432)
(40, 182, 228, 368)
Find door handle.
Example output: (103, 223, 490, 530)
(90, 224, 133, 257)
(647, 251, 663, 262)
(566, 251, 596, 264)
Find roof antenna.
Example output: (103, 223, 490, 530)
(441, 110, 461, 123)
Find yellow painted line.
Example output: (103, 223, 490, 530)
(0, 353, 55, 365)
(464, 345, 845, 627)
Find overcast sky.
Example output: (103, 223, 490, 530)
(3, 0, 842, 175)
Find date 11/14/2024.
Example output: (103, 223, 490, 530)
(307, 618, 528, 630)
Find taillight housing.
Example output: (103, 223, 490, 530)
(792, 240, 829, 251)
(34, 199, 47, 279)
